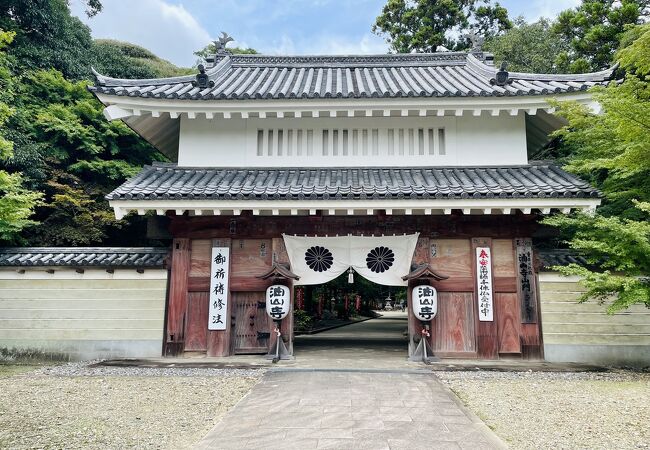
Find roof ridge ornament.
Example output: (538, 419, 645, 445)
(491, 62, 513, 86)
(215, 32, 234, 55)
(464, 31, 484, 54)
(192, 64, 214, 89)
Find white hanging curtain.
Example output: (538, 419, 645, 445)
(283, 235, 350, 285)
(349, 234, 419, 286)
(282, 233, 419, 286)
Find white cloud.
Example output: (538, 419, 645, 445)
(71, 0, 212, 67)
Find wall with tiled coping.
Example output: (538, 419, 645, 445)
(539, 273, 650, 367)
(0, 269, 167, 360)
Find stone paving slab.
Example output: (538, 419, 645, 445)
(194, 371, 506, 450)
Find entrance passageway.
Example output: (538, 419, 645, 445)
(292, 311, 411, 370)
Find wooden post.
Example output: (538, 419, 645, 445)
(165, 238, 190, 356)
(270, 238, 294, 355)
(408, 237, 431, 357)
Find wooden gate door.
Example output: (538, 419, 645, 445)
(233, 292, 270, 354)
(184, 292, 209, 352)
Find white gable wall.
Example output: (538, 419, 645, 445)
(177, 114, 527, 168)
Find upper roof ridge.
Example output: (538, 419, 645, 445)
(227, 52, 470, 67)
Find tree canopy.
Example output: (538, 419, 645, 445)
(372, 0, 512, 53)
(0, 30, 42, 242)
(485, 17, 570, 73)
(542, 23, 650, 311)
(552, 0, 649, 73)
(93, 40, 193, 79)
(0, 0, 185, 245)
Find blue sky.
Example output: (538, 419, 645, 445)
(71, 0, 580, 67)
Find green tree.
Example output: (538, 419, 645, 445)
(0, 0, 190, 246)
(0, 0, 98, 80)
(552, 0, 649, 73)
(372, 0, 512, 53)
(543, 24, 650, 312)
(0, 30, 42, 242)
(4, 68, 166, 246)
(485, 17, 570, 73)
(93, 40, 193, 79)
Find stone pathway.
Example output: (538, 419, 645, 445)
(290, 311, 419, 370)
(195, 370, 505, 449)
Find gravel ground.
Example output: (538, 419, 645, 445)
(436, 370, 650, 450)
(0, 361, 263, 449)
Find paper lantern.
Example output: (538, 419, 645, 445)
(412, 285, 438, 321)
(266, 285, 290, 320)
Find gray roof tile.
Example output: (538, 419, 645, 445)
(0, 248, 168, 268)
(538, 249, 591, 270)
(91, 53, 615, 101)
(106, 163, 600, 201)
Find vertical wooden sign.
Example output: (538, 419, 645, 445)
(476, 246, 494, 321)
(208, 247, 230, 330)
(516, 238, 538, 323)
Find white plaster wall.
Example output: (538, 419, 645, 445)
(456, 114, 527, 166)
(0, 269, 167, 361)
(177, 114, 527, 167)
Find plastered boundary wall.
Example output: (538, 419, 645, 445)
(0, 268, 167, 360)
(539, 273, 650, 367)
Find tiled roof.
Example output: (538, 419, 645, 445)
(91, 53, 615, 100)
(0, 247, 168, 268)
(538, 249, 591, 270)
(106, 163, 600, 201)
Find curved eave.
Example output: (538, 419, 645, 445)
(465, 54, 617, 83)
(108, 198, 600, 220)
(94, 90, 597, 118)
(91, 56, 232, 87)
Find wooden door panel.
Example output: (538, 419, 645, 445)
(189, 239, 212, 277)
(231, 239, 272, 279)
(233, 292, 270, 354)
(492, 239, 516, 277)
(184, 292, 208, 352)
(496, 293, 521, 354)
(430, 240, 471, 278)
(434, 292, 476, 353)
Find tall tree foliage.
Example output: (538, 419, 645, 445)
(0, 0, 98, 80)
(0, 31, 42, 242)
(552, 0, 649, 73)
(0, 0, 186, 246)
(485, 17, 570, 74)
(372, 0, 512, 53)
(543, 24, 650, 312)
(93, 40, 193, 79)
(6, 69, 166, 245)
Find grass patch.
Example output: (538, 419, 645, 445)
(0, 347, 68, 365)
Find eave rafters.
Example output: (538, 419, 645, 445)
(109, 198, 600, 220)
(97, 93, 596, 123)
